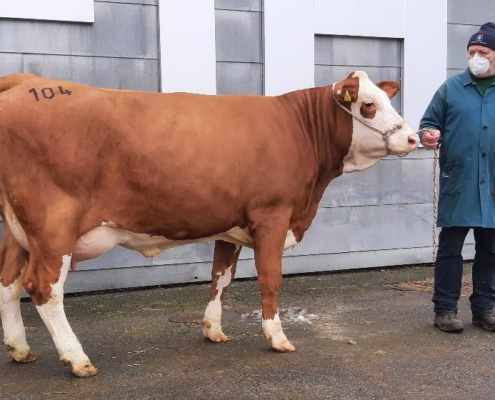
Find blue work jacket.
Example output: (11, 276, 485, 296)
(420, 69, 495, 227)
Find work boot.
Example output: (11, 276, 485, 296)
(434, 312, 464, 333)
(472, 311, 495, 332)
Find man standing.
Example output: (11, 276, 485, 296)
(420, 22, 495, 333)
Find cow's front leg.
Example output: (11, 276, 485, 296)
(25, 253, 98, 377)
(250, 209, 295, 352)
(203, 240, 241, 342)
(0, 226, 36, 363)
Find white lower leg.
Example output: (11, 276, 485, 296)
(262, 313, 295, 352)
(203, 265, 233, 342)
(0, 270, 35, 362)
(35, 255, 97, 377)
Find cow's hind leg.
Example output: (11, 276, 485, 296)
(0, 230, 36, 363)
(24, 250, 98, 377)
(250, 209, 295, 352)
(0, 272, 37, 363)
(0, 227, 36, 362)
(203, 240, 241, 342)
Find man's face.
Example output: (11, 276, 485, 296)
(468, 45, 495, 77)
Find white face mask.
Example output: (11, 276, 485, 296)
(468, 53, 495, 77)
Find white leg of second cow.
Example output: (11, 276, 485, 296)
(0, 268, 36, 363)
(35, 255, 98, 377)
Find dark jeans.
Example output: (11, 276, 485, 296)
(433, 227, 495, 316)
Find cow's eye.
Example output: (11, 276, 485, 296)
(364, 102, 373, 108)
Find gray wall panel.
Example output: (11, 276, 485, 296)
(215, 3, 263, 95)
(448, 0, 495, 25)
(0, 2, 158, 59)
(315, 35, 401, 67)
(98, 0, 157, 5)
(288, 204, 431, 257)
(0, 53, 23, 75)
(315, 66, 401, 87)
(448, 23, 476, 70)
(15, 54, 159, 91)
(216, 62, 263, 94)
(215, 0, 262, 12)
(215, 9, 263, 63)
(321, 158, 432, 208)
(348, 204, 430, 251)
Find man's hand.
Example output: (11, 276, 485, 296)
(421, 129, 441, 150)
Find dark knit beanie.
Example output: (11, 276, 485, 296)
(467, 22, 495, 50)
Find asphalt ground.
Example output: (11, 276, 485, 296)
(1, 263, 494, 400)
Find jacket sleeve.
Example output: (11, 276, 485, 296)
(419, 84, 447, 132)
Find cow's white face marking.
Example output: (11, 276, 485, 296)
(342, 71, 418, 173)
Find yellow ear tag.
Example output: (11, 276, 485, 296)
(343, 90, 352, 103)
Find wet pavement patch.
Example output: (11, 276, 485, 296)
(385, 274, 473, 295)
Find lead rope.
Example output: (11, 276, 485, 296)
(432, 147, 439, 262)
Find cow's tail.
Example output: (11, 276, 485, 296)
(0, 73, 38, 95)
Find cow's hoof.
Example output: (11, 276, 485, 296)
(204, 330, 229, 342)
(203, 326, 229, 342)
(11, 350, 37, 363)
(272, 340, 296, 353)
(72, 363, 99, 378)
(203, 319, 229, 342)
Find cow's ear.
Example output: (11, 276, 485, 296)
(333, 77, 359, 104)
(376, 80, 400, 99)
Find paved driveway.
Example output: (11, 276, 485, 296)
(1, 264, 494, 400)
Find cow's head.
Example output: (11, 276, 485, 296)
(333, 71, 419, 172)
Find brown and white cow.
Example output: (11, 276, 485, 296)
(0, 71, 418, 377)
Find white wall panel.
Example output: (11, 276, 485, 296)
(264, 0, 314, 95)
(159, 0, 217, 94)
(314, 0, 404, 38)
(403, 0, 447, 130)
(0, 0, 94, 23)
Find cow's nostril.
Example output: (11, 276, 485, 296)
(408, 135, 419, 146)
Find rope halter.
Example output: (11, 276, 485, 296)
(332, 83, 406, 155)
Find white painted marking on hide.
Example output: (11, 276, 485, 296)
(0, 269, 31, 359)
(36, 255, 92, 368)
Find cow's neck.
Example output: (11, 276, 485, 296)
(278, 86, 353, 190)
